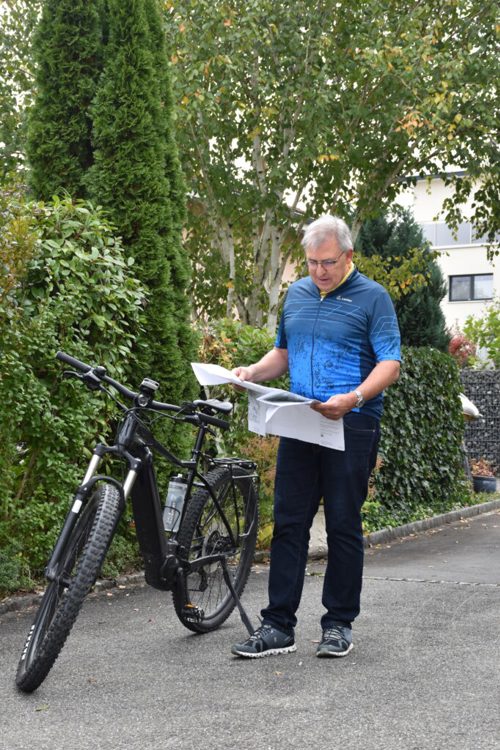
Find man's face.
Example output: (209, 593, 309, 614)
(306, 237, 353, 292)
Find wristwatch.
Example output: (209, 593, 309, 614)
(353, 389, 365, 408)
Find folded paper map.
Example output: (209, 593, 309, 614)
(191, 362, 344, 451)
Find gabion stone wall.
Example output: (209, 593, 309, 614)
(461, 369, 500, 473)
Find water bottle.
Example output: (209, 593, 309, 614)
(163, 474, 187, 533)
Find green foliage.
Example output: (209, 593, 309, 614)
(395, 263, 449, 351)
(0, 1, 41, 177)
(356, 209, 449, 350)
(88, 0, 196, 410)
(166, 0, 499, 327)
(197, 318, 288, 444)
(0, 193, 145, 592)
(0, 180, 38, 302)
(26, 0, 103, 198)
(374, 346, 470, 523)
(463, 298, 500, 368)
(236, 435, 278, 548)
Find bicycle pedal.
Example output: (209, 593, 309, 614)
(182, 603, 204, 623)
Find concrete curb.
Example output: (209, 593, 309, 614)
(306, 497, 500, 559)
(2, 499, 499, 616)
(0, 572, 146, 617)
(362, 497, 500, 548)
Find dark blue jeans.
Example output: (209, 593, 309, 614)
(261, 412, 380, 635)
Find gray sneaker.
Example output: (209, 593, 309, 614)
(231, 624, 296, 658)
(316, 625, 353, 657)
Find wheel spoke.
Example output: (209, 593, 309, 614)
(173, 465, 258, 633)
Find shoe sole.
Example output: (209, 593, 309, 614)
(231, 644, 297, 658)
(316, 643, 353, 658)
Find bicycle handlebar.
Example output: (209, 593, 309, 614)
(57, 350, 141, 403)
(56, 351, 230, 430)
(56, 350, 93, 373)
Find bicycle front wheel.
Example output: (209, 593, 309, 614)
(16, 483, 122, 693)
(173, 465, 258, 633)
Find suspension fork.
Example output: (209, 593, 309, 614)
(44, 445, 139, 582)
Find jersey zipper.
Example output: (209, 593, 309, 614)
(310, 291, 324, 397)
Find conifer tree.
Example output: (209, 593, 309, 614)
(27, 0, 103, 199)
(356, 210, 449, 350)
(87, 0, 194, 402)
(395, 262, 449, 351)
(144, 0, 194, 379)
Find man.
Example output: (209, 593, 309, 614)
(231, 215, 401, 659)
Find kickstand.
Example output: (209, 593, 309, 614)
(220, 557, 255, 636)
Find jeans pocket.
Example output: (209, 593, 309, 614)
(343, 415, 380, 472)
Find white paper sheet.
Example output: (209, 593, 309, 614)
(191, 362, 344, 451)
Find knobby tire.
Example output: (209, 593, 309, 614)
(16, 483, 122, 693)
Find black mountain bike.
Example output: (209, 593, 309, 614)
(16, 351, 258, 693)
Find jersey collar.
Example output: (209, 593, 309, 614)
(319, 263, 356, 298)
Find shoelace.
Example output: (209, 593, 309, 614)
(249, 624, 272, 641)
(323, 626, 346, 642)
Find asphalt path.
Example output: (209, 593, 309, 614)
(0, 510, 499, 750)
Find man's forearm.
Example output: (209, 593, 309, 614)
(311, 359, 400, 420)
(234, 347, 289, 383)
(356, 360, 400, 403)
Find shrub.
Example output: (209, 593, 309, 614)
(448, 333, 476, 367)
(374, 346, 470, 524)
(0, 194, 145, 593)
(196, 319, 285, 547)
(463, 298, 500, 369)
(26, 0, 102, 199)
(197, 318, 289, 448)
(236, 435, 278, 548)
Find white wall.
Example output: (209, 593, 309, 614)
(397, 176, 498, 332)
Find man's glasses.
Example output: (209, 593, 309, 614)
(306, 256, 343, 269)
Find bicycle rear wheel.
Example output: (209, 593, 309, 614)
(173, 465, 258, 633)
(16, 483, 122, 693)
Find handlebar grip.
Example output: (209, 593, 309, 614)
(56, 351, 92, 373)
(198, 412, 230, 431)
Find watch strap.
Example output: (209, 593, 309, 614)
(353, 389, 365, 408)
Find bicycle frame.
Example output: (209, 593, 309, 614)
(44, 405, 258, 625)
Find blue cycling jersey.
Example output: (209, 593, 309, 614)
(275, 268, 401, 420)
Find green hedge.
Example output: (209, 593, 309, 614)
(365, 346, 470, 529)
(0, 194, 146, 594)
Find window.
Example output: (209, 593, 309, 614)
(449, 274, 494, 302)
(436, 222, 471, 246)
(420, 221, 500, 247)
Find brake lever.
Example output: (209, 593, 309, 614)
(82, 370, 106, 390)
(62, 368, 103, 391)
(62, 369, 81, 380)
(178, 401, 196, 415)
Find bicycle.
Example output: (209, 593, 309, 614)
(16, 351, 259, 693)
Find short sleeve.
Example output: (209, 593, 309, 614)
(274, 297, 288, 349)
(369, 291, 401, 362)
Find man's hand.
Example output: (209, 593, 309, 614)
(231, 366, 255, 393)
(232, 366, 255, 382)
(310, 393, 356, 420)
(231, 348, 289, 392)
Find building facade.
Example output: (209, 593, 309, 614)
(397, 175, 498, 332)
